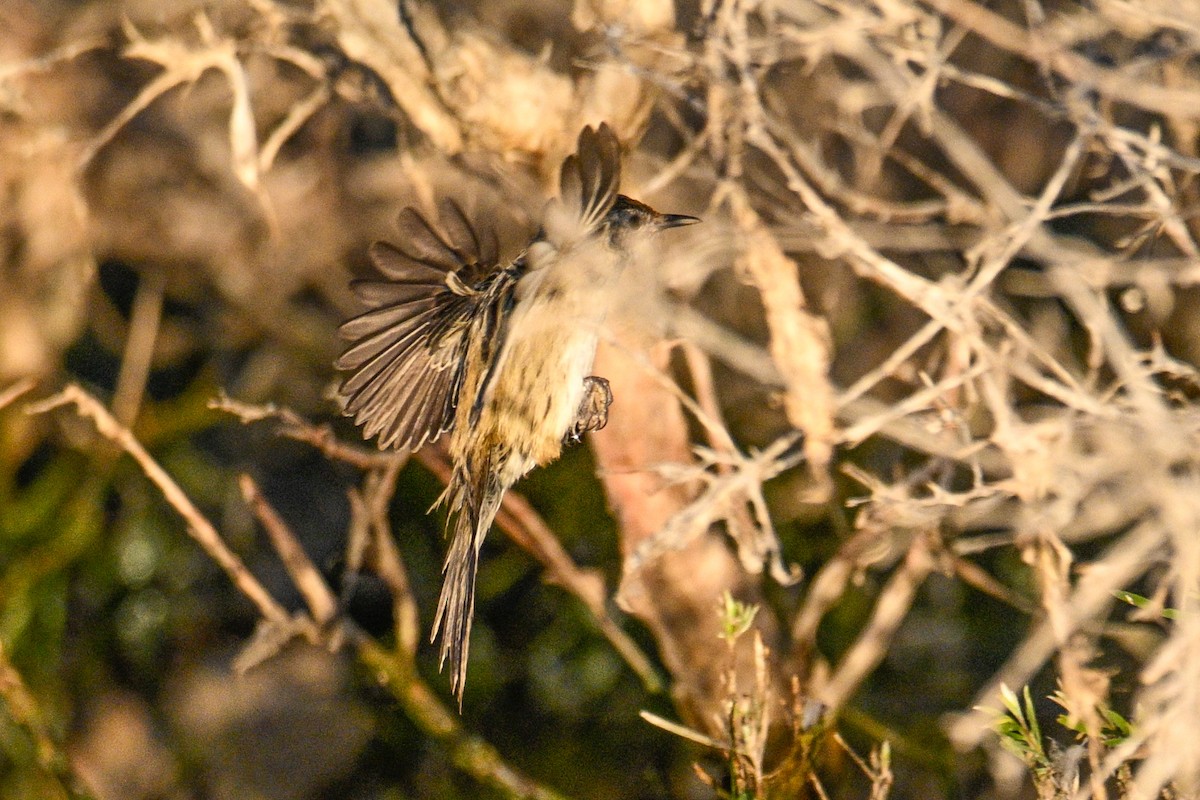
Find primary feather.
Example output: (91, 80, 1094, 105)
(336, 200, 519, 453)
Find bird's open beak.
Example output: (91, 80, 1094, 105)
(659, 213, 701, 229)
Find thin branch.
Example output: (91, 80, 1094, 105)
(239, 474, 339, 626)
(816, 534, 935, 712)
(29, 385, 292, 627)
(0, 378, 36, 411)
(922, 0, 1200, 119)
(210, 393, 398, 470)
(0, 638, 93, 798)
(111, 269, 166, 428)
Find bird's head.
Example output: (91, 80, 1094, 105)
(603, 195, 699, 241)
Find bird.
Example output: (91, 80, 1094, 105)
(334, 123, 699, 702)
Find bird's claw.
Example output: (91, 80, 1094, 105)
(564, 375, 612, 445)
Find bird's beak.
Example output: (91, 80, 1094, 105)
(659, 213, 701, 229)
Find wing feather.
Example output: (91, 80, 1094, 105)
(337, 205, 515, 452)
(437, 199, 480, 261)
(336, 302, 449, 380)
(367, 239, 450, 284)
(559, 122, 621, 233)
(390, 208, 472, 271)
(350, 325, 456, 446)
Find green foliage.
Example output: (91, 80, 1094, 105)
(718, 591, 759, 645)
(1113, 590, 1179, 621)
(1049, 689, 1134, 749)
(987, 684, 1142, 798)
(988, 685, 1053, 781)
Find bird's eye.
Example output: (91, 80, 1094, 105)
(619, 208, 644, 227)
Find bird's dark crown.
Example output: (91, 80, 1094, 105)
(604, 195, 660, 229)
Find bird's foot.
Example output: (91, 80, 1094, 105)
(565, 376, 612, 444)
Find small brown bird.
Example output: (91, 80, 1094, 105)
(335, 123, 698, 701)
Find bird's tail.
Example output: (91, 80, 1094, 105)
(431, 456, 504, 704)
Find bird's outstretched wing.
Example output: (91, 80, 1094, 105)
(557, 122, 622, 234)
(335, 200, 511, 452)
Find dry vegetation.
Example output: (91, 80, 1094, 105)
(3, 0, 1200, 798)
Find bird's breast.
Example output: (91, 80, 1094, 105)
(458, 238, 624, 473)
(479, 291, 604, 467)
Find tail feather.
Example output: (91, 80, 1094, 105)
(431, 460, 505, 703)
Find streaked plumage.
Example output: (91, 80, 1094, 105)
(336, 123, 698, 702)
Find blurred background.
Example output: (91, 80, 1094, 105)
(3, 0, 1200, 798)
